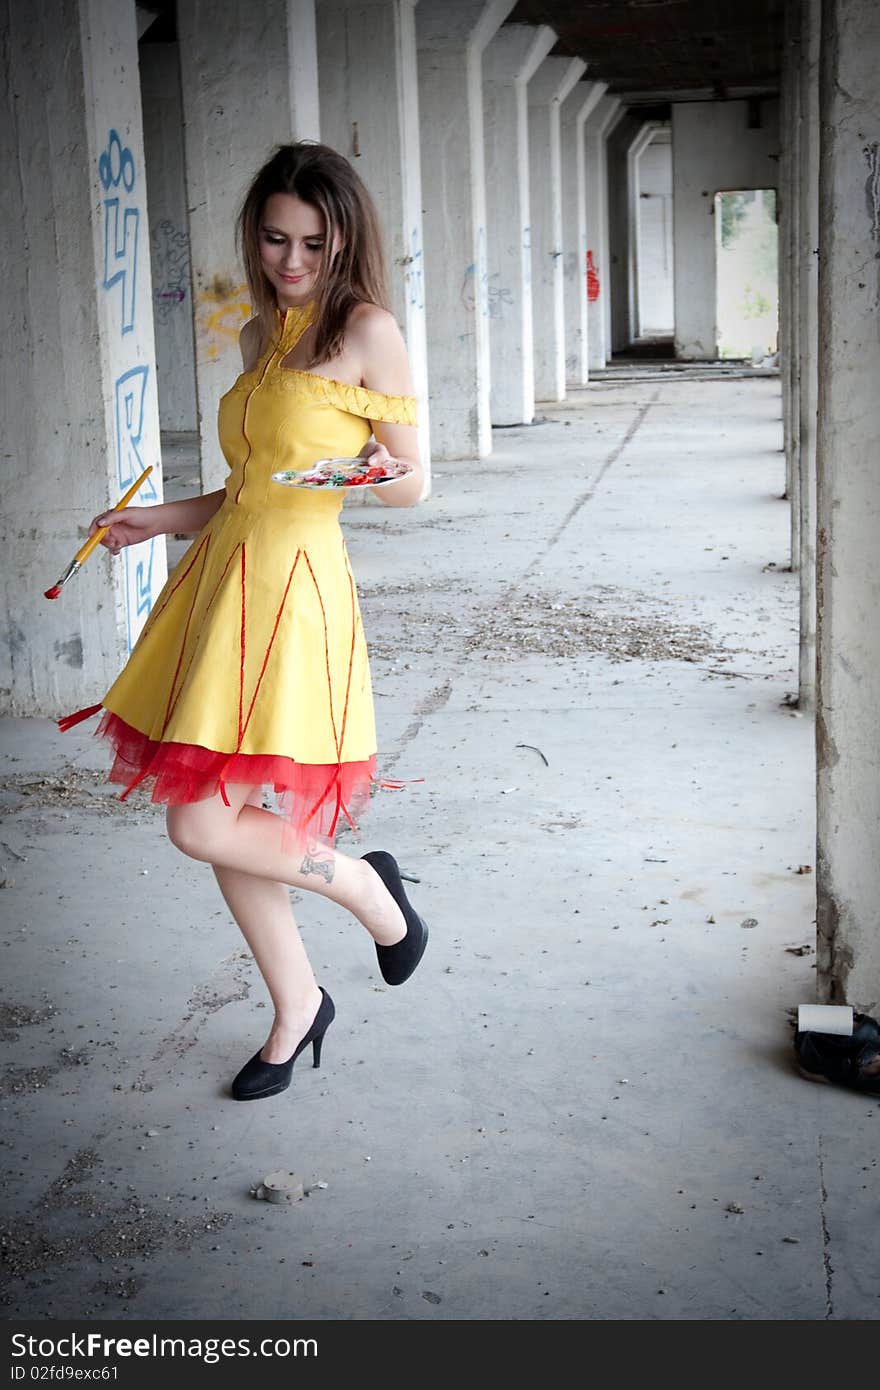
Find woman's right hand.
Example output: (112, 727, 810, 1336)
(89, 505, 162, 555)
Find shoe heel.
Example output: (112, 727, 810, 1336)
(230, 987, 334, 1101)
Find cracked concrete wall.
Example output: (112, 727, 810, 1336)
(176, 0, 320, 491)
(583, 95, 620, 370)
(796, 0, 820, 710)
(779, 0, 802, 571)
(635, 132, 674, 337)
(671, 99, 780, 360)
(560, 80, 605, 385)
(482, 23, 555, 425)
(139, 43, 198, 434)
(415, 0, 516, 459)
(815, 0, 880, 1011)
(1, 0, 166, 716)
(316, 0, 431, 475)
(528, 55, 586, 401)
(607, 109, 644, 354)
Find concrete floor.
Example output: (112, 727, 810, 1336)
(2, 371, 877, 1321)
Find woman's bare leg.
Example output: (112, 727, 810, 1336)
(213, 792, 323, 1063)
(214, 867, 323, 1063)
(168, 783, 406, 946)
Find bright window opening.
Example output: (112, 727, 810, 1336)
(714, 188, 778, 361)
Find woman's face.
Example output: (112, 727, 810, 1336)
(259, 192, 331, 308)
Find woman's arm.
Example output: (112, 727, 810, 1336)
(89, 490, 226, 554)
(350, 306, 423, 508)
(90, 318, 260, 553)
(155, 491, 227, 536)
(90, 319, 262, 552)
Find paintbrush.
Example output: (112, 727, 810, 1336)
(44, 465, 154, 600)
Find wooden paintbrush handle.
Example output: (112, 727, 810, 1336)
(72, 465, 154, 565)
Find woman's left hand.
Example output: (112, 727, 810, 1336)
(358, 434, 423, 506)
(359, 440, 394, 469)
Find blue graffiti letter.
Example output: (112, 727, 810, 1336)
(103, 199, 139, 333)
(135, 538, 155, 620)
(114, 366, 156, 495)
(99, 129, 136, 193)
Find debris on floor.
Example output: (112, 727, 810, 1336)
(250, 1171, 305, 1205)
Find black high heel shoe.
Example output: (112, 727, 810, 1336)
(230, 987, 335, 1101)
(362, 851, 429, 986)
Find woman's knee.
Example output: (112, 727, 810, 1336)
(166, 803, 221, 861)
(166, 785, 256, 860)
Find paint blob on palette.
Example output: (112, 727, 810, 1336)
(272, 458, 413, 489)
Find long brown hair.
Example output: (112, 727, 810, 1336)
(237, 142, 389, 367)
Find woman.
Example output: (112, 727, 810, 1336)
(60, 143, 428, 1101)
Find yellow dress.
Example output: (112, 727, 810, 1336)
(60, 303, 417, 842)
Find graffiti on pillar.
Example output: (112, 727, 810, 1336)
(460, 262, 476, 311)
(405, 228, 424, 312)
(134, 538, 156, 622)
(477, 224, 488, 319)
(197, 278, 251, 361)
(100, 130, 139, 335)
(152, 220, 190, 323)
(523, 225, 532, 291)
(864, 142, 880, 239)
(487, 274, 514, 319)
(587, 249, 600, 302)
(864, 142, 880, 309)
(98, 129, 162, 650)
(114, 367, 158, 502)
(460, 227, 489, 315)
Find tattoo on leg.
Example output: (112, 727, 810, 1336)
(299, 849, 335, 885)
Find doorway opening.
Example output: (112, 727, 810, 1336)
(634, 130, 674, 340)
(714, 189, 778, 361)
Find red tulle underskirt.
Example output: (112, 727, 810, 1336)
(61, 706, 377, 844)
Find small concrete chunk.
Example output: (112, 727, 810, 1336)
(252, 1171, 304, 1205)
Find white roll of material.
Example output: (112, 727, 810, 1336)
(797, 1004, 853, 1036)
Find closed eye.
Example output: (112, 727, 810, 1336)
(262, 233, 325, 251)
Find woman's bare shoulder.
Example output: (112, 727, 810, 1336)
(345, 303, 412, 396)
(345, 301, 403, 345)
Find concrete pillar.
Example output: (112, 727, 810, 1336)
(796, 0, 820, 709)
(177, 0, 320, 490)
(140, 43, 197, 434)
(560, 80, 606, 385)
(603, 107, 627, 357)
(1, 0, 166, 716)
(627, 122, 662, 344)
(815, 0, 880, 1009)
(634, 130, 674, 336)
(583, 95, 620, 370)
(415, 0, 515, 460)
(316, 0, 430, 477)
(779, 2, 799, 530)
(607, 108, 643, 354)
(781, 0, 802, 566)
(528, 55, 586, 401)
(482, 22, 555, 425)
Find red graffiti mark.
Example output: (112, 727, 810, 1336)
(587, 250, 600, 302)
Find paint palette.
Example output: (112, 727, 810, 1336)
(272, 458, 412, 489)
